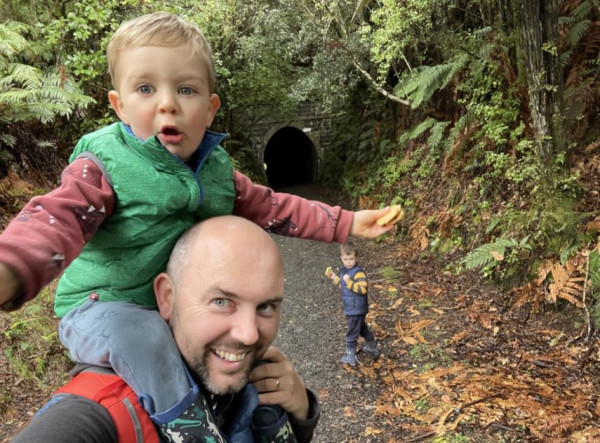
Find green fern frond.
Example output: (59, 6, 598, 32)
(559, 15, 575, 26)
(566, 19, 591, 48)
(399, 117, 435, 144)
(473, 26, 492, 38)
(0, 133, 16, 148)
(571, 0, 592, 20)
(462, 238, 529, 271)
(394, 54, 469, 109)
(588, 250, 600, 291)
(427, 121, 450, 150)
(443, 110, 477, 151)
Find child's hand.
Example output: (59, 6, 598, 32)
(351, 208, 396, 239)
(0, 263, 20, 306)
(342, 274, 351, 283)
(329, 271, 339, 281)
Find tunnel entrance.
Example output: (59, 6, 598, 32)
(263, 126, 316, 189)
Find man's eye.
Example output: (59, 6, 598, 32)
(259, 303, 278, 313)
(179, 86, 193, 95)
(138, 85, 152, 94)
(213, 298, 232, 308)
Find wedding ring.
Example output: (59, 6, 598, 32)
(275, 378, 280, 389)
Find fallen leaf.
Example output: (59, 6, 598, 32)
(450, 330, 468, 343)
(391, 297, 404, 309)
(401, 336, 418, 345)
(364, 427, 384, 436)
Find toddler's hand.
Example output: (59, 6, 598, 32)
(342, 274, 351, 283)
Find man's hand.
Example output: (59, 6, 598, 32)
(350, 208, 395, 239)
(249, 346, 309, 420)
(0, 263, 20, 307)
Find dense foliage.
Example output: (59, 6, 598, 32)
(1, 0, 600, 325)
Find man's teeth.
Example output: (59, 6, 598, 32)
(214, 350, 246, 362)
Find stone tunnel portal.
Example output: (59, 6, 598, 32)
(263, 126, 316, 189)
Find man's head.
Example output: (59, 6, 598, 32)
(154, 216, 284, 395)
(339, 242, 358, 268)
(106, 12, 220, 162)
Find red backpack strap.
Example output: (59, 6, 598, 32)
(56, 370, 159, 443)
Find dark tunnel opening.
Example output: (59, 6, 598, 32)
(263, 127, 316, 189)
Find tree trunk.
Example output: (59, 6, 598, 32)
(512, 0, 566, 164)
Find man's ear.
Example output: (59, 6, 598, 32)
(154, 272, 175, 321)
(205, 93, 220, 127)
(108, 90, 129, 125)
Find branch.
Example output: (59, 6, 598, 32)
(351, 58, 411, 106)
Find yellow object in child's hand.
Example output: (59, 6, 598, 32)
(325, 266, 333, 277)
(376, 205, 404, 226)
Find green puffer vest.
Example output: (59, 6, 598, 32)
(54, 123, 235, 318)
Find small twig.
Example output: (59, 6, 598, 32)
(369, 275, 404, 284)
(488, 423, 519, 433)
(530, 359, 553, 368)
(404, 431, 437, 442)
(582, 253, 593, 343)
(454, 393, 502, 414)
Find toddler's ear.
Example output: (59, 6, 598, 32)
(108, 90, 129, 125)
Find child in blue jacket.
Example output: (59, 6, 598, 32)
(326, 242, 379, 367)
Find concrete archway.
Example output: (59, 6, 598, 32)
(263, 126, 317, 189)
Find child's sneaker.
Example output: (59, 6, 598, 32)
(340, 347, 357, 367)
(362, 339, 380, 357)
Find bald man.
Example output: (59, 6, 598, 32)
(12, 216, 319, 442)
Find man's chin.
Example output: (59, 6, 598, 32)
(203, 373, 248, 395)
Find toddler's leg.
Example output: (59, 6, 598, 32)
(59, 296, 226, 441)
(359, 315, 379, 356)
(358, 316, 375, 343)
(341, 315, 360, 366)
(59, 297, 190, 412)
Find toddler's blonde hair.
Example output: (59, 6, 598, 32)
(107, 11, 216, 93)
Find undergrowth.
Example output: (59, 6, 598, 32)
(2, 283, 70, 388)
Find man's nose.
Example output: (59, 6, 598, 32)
(230, 312, 259, 345)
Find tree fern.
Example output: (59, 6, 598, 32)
(0, 20, 94, 146)
(393, 53, 469, 109)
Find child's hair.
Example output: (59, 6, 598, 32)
(106, 11, 216, 93)
(340, 242, 358, 256)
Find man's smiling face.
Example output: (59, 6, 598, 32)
(156, 217, 284, 394)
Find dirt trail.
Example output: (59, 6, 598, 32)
(273, 185, 600, 442)
(271, 184, 384, 441)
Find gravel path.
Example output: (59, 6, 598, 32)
(271, 185, 381, 442)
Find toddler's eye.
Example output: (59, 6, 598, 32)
(138, 85, 152, 94)
(179, 86, 193, 95)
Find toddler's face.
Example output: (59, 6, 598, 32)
(340, 252, 357, 268)
(108, 44, 219, 162)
